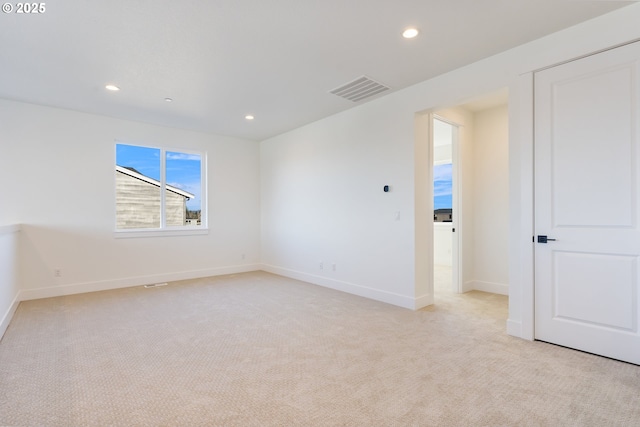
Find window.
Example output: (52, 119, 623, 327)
(433, 162, 452, 223)
(115, 143, 206, 234)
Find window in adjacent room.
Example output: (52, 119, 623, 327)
(433, 117, 453, 223)
(433, 162, 452, 222)
(115, 143, 205, 233)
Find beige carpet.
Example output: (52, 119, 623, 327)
(1, 270, 639, 426)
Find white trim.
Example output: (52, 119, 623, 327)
(433, 114, 465, 129)
(160, 149, 167, 228)
(513, 73, 536, 341)
(0, 294, 20, 340)
(450, 122, 462, 294)
(433, 222, 453, 228)
(261, 264, 424, 310)
(533, 38, 640, 75)
(0, 224, 20, 340)
(115, 142, 207, 232)
(469, 280, 509, 295)
(19, 264, 261, 301)
(461, 280, 474, 293)
(414, 293, 434, 309)
(506, 319, 523, 338)
(114, 228, 209, 239)
(414, 112, 434, 308)
(199, 151, 208, 228)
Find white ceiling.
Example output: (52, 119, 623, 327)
(0, 1, 634, 141)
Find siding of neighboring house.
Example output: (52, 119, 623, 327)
(434, 209, 452, 222)
(116, 171, 188, 229)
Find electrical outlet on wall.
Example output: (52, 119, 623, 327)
(319, 261, 324, 270)
(53, 269, 62, 278)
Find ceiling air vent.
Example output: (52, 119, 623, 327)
(330, 76, 390, 102)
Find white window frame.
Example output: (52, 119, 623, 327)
(114, 141, 208, 238)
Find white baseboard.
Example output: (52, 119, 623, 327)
(0, 293, 20, 340)
(462, 280, 474, 293)
(507, 319, 524, 339)
(468, 280, 509, 295)
(19, 264, 261, 301)
(261, 264, 421, 310)
(414, 293, 434, 309)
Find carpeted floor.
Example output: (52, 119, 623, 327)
(1, 270, 639, 426)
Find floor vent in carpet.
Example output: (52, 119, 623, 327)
(144, 283, 168, 288)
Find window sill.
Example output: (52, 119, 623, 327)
(114, 228, 209, 239)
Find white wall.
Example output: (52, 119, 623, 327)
(260, 4, 640, 327)
(0, 99, 261, 300)
(433, 223, 452, 266)
(470, 105, 509, 295)
(260, 104, 418, 308)
(0, 225, 20, 338)
(433, 146, 451, 164)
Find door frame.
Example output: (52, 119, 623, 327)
(433, 114, 462, 293)
(509, 39, 640, 342)
(413, 110, 464, 309)
(508, 72, 536, 340)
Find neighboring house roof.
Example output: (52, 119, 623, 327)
(116, 165, 195, 200)
(434, 208, 452, 214)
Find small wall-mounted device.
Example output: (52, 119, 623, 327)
(383, 185, 390, 192)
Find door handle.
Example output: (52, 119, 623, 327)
(537, 235, 556, 243)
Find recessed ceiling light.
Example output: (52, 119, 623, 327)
(105, 84, 120, 91)
(402, 28, 419, 39)
(245, 115, 254, 120)
(164, 97, 173, 102)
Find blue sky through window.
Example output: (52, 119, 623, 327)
(166, 151, 201, 211)
(116, 144, 202, 210)
(434, 163, 452, 210)
(116, 144, 160, 180)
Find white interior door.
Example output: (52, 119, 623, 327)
(534, 41, 640, 365)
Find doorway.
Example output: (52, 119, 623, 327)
(533, 41, 640, 364)
(433, 117, 460, 295)
(418, 88, 510, 307)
